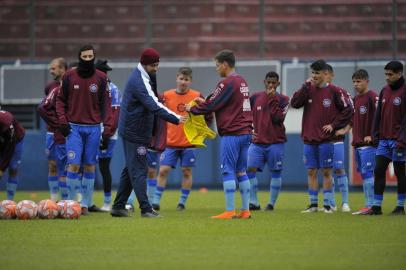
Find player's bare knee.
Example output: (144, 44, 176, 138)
(68, 164, 80, 173)
(182, 167, 192, 178)
(83, 164, 95, 173)
(247, 167, 257, 173)
(307, 168, 317, 178)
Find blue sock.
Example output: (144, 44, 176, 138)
(147, 178, 157, 204)
(373, 194, 383, 207)
(127, 191, 136, 205)
(337, 173, 349, 205)
(48, 175, 59, 198)
(66, 171, 80, 201)
(270, 171, 282, 206)
(82, 171, 95, 207)
(104, 191, 112, 205)
(223, 175, 236, 211)
(248, 172, 259, 206)
(397, 193, 406, 207)
(238, 174, 250, 210)
(178, 189, 191, 206)
(330, 178, 336, 207)
(362, 172, 374, 208)
(153, 186, 165, 205)
(6, 176, 18, 200)
(59, 180, 68, 200)
(323, 189, 333, 207)
(308, 189, 318, 205)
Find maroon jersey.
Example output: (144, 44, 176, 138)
(190, 72, 253, 136)
(149, 94, 167, 152)
(291, 83, 353, 144)
(44, 80, 60, 132)
(0, 110, 25, 171)
(56, 69, 114, 136)
(250, 91, 289, 144)
(352, 90, 378, 147)
(373, 78, 406, 147)
(330, 86, 354, 142)
(45, 80, 60, 96)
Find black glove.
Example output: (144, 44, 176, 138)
(59, 124, 71, 137)
(100, 135, 110, 150)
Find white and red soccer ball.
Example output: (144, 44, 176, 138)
(16, 200, 38, 220)
(57, 200, 81, 219)
(0, 200, 17, 219)
(38, 199, 59, 219)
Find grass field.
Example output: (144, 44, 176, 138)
(1, 190, 405, 270)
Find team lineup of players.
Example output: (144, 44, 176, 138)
(0, 45, 405, 218)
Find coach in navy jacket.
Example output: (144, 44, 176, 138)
(112, 48, 183, 218)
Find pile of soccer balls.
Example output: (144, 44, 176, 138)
(0, 199, 82, 220)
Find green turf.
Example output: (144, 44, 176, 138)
(0, 190, 405, 270)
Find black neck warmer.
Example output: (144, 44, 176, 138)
(77, 58, 95, 78)
(390, 76, 405, 90)
(149, 72, 158, 96)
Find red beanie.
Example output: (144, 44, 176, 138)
(140, 48, 160, 65)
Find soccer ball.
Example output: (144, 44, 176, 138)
(58, 200, 81, 219)
(38, 199, 59, 219)
(0, 200, 17, 219)
(16, 200, 38, 220)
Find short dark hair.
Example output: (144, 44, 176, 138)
(78, 44, 94, 57)
(384, 60, 403, 73)
(325, 64, 333, 74)
(352, 69, 369, 80)
(214, 49, 235, 68)
(265, 71, 279, 81)
(310, 59, 328, 71)
(177, 67, 192, 78)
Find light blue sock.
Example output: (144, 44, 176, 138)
(59, 180, 68, 200)
(104, 191, 112, 205)
(362, 172, 374, 208)
(48, 175, 59, 197)
(397, 193, 406, 207)
(178, 189, 191, 206)
(66, 171, 80, 201)
(373, 194, 383, 206)
(270, 171, 282, 206)
(153, 186, 165, 205)
(127, 191, 136, 205)
(238, 174, 250, 210)
(323, 189, 333, 207)
(308, 189, 318, 205)
(147, 178, 157, 204)
(82, 171, 95, 207)
(6, 176, 18, 200)
(330, 178, 336, 207)
(337, 174, 349, 205)
(223, 175, 236, 211)
(248, 172, 259, 206)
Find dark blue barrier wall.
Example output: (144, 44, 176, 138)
(0, 121, 350, 191)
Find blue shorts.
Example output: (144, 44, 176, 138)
(160, 148, 195, 168)
(8, 139, 24, 170)
(98, 139, 117, 159)
(333, 142, 345, 170)
(247, 143, 284, 172)
(55, 143, 67, 177)
(376, 139, 406, 162)
(147, 150, 160, 169)
(303, 143, 334, 169)
(220, 134, 251, 175)
(355, 146, 376, 174)
(45, 132, 56, 161)
(66, 123, 101, 165)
